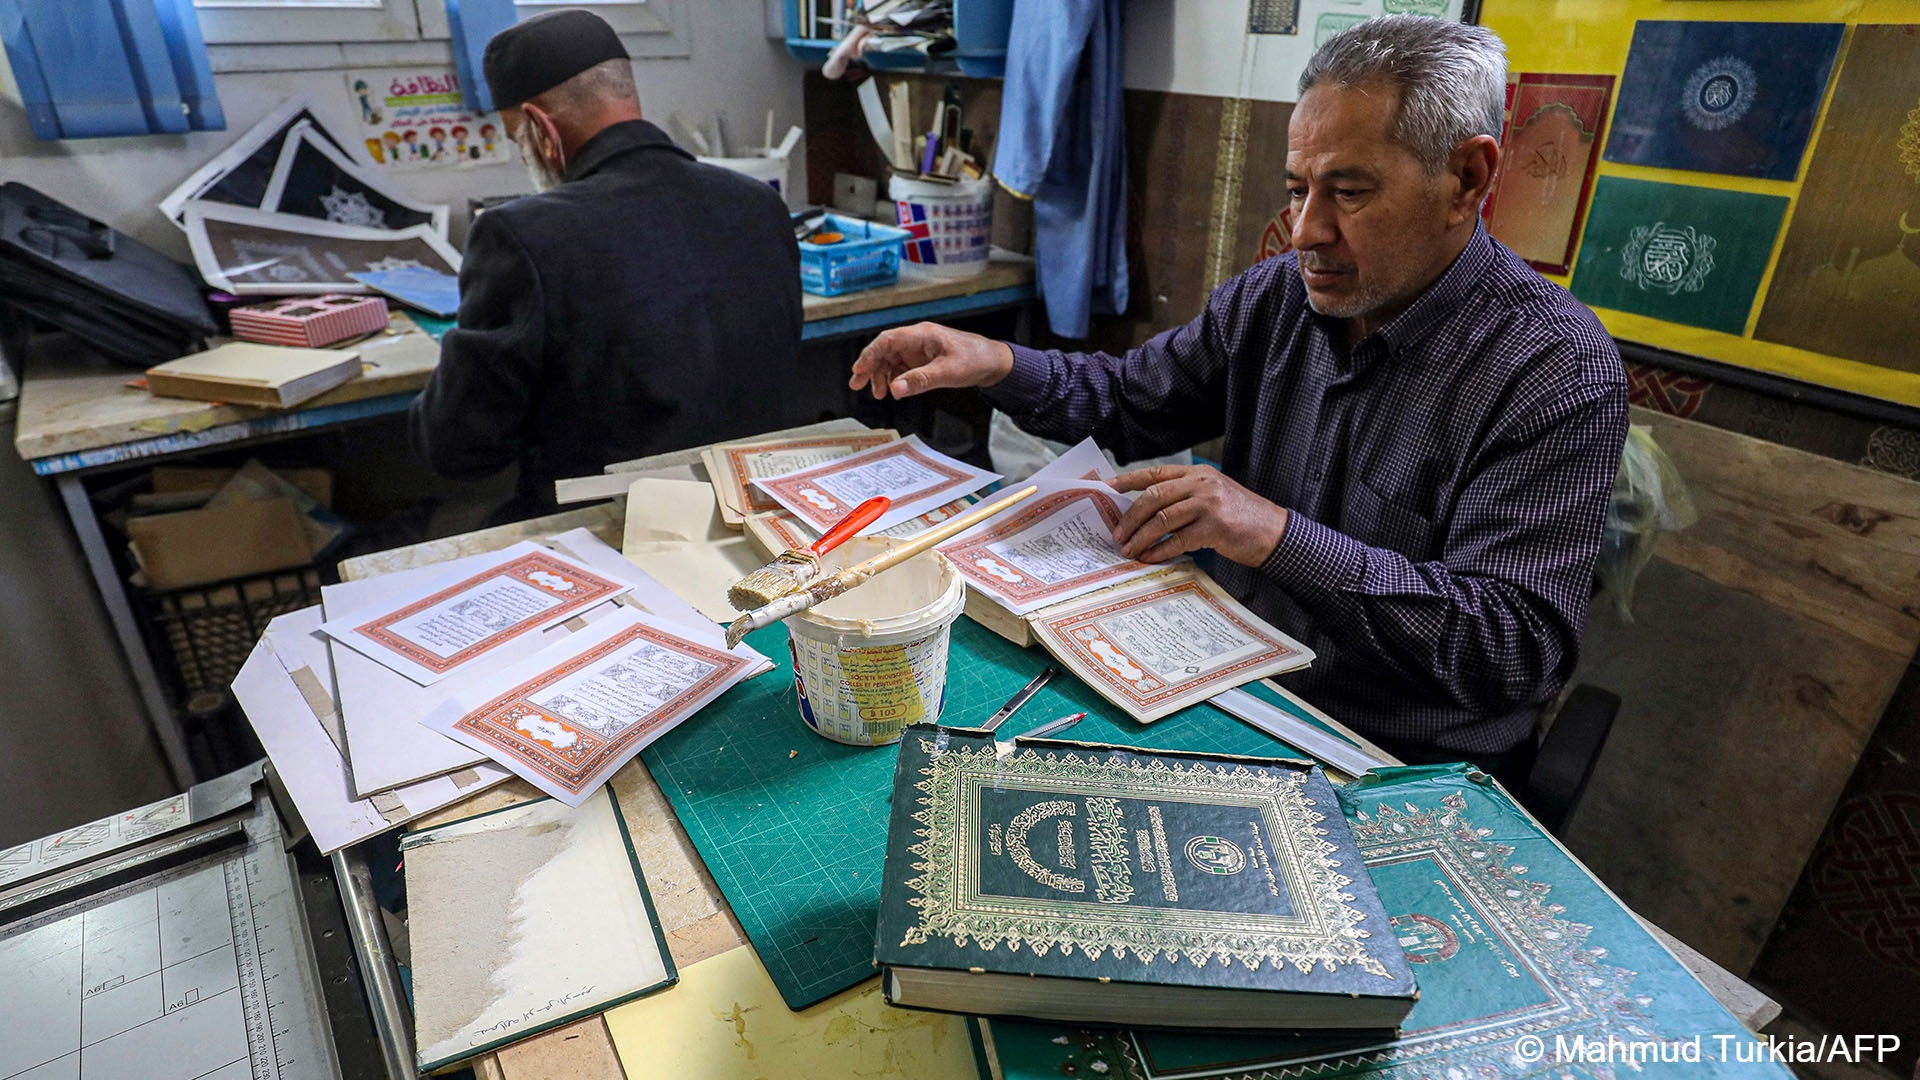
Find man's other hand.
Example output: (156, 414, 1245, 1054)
(1111, 465, 1291, 567)
(850, 322, 1015, 400)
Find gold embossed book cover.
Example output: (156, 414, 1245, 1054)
(873, 726, 1416, 1030)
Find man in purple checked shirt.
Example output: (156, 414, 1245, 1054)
(849, 16, 1628, 784)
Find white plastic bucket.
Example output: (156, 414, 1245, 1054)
(786, 537, 967, 747)
(889, 175, 993, 279)
(698, 153, 788, 196)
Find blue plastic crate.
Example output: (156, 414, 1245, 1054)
(798, 213, 909, 297)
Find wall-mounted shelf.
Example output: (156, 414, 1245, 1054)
(785, 0, 1012, 77)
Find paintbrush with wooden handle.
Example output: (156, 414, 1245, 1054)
(727, 495, 891, 611)
(724, 484, 1038, 648)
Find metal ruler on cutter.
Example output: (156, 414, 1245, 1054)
(0, 765, 340, 1080)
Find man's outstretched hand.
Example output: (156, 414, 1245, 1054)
(1111, 464, 1290, 567)
(850, 322, 1015, 400)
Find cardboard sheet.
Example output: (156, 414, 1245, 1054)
(604, 945, 976, 1080)
(402, 788, 675, 1072)
(620, 478, 765, 622)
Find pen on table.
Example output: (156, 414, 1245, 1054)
(980, 666, 1056, 732)
(1018, 711, 1087, 742)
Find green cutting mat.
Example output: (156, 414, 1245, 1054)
(640, 616, 1352, 1010)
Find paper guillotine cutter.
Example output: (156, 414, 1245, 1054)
(0, 763, 344, 1080)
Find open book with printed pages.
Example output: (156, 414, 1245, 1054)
(144, 340, 361, 408)
(1022, 568, 1314, 723)
(874, 727, 1418, 1031)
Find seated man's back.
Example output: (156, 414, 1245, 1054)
(410, 11, 802, 519)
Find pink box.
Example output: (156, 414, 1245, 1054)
(229, 294, 390, 349)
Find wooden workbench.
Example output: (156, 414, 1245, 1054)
(9, 262, 1034, 789)
(11, 261, 1036, 475)
(332, 436, 1781, 1080)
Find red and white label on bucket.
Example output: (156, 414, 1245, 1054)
(896, 199, 991, 266)
(789, 627, 953, 747)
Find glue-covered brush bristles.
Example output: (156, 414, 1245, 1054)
(726, 548, 822, 610)
(723, 494, 894, 613)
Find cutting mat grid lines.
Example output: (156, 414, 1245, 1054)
(641, 618, 1332, 1009)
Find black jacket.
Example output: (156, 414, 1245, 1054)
(410, 119, 802, 517)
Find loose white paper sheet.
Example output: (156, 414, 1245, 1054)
(235, 621, 510, 855)
(421, 609, 764, 805)
(1030, 436, 1121, 484)
(320, 541, 631, 686)
(544, 528, 720, 646)
(1029, 571, 1316, 722)
(749, 434, 998, 534)
(938, 480, 1163, 615)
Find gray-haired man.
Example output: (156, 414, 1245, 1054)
(848, 16, 1628, 775)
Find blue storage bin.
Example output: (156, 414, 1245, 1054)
(798, 213, 910, 296)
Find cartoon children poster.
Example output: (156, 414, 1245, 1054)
(347, 68, 512, 171)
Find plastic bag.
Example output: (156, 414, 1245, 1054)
(1597, 424, 1698, 621)
(987, 410, 1192, 482)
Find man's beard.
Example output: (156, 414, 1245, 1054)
(1298, 252, 1393, 321)
(514, 126, 563, 193)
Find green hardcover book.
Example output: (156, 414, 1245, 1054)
(977, 764, 1793, 1079)
(873, 725, 1419, 1031)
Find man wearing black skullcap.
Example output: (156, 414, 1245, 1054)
(410, 9, 803, 522)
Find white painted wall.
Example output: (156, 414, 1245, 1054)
(1124, 0, 1468, 101)
(0, 2, 805, 258)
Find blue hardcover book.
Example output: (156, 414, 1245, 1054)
(979, 764, 1791, 1078)
(349, 267, 460, 318)
(874, 725, 1418, 1031)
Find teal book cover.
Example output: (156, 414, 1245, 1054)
(980, 764, 1792, 1078)
(874, 726, 1417, 1027)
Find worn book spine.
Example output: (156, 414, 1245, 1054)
(962, 585, 1036, 646)
(874, 725, 1416, 1004)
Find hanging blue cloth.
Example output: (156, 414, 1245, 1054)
(446, 0, 520, 114)
(0, 0, 222, 139)
(992, 0, 1128, 340)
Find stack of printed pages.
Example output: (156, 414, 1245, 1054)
(233, 528, 771, 853)
(719, 432, 1314, 723)
(705, 428, 997, 549)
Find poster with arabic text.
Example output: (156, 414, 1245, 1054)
(346, 68, 513, 171)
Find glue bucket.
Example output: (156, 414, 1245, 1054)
(698, 153, 789, 196)
(786, 537, 967, 747)
(889, 175, 993, 279)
